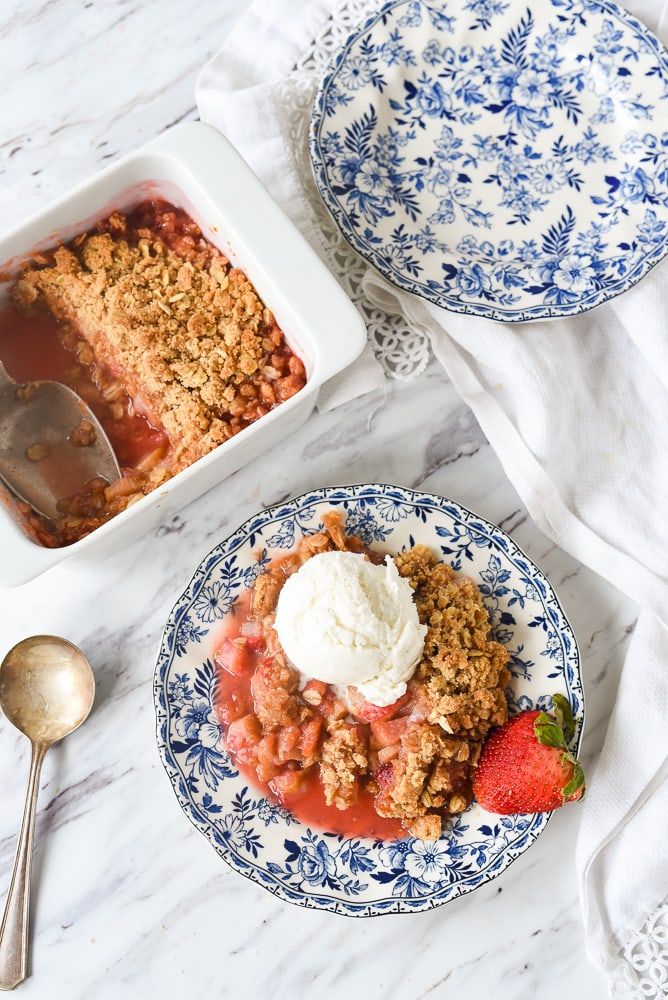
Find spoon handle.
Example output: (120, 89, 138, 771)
(0, 742, 48, 990)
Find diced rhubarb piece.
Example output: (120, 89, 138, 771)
(331, 697, 350, 721)
(217, 686, 252, 725)
(369, 716, 410, 749)
(316, 689, 348, 722)
(215, 637, 257, 677)
(255, 733, 282, 782)
(354, 690, 411, 722)
(301, 678, 328, 706)
(225, 714, 262, 764)
(299, 716, 323, 759)
(377, 743, 401, 764)
(270, 769, 306, 801)
(405, 682, 431, 723)
(277, 725, 302, 763)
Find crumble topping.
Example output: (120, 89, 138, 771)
(5, 200, 306, 546)
(12, 214, 302, 472)
(320, 722, 369, 811)
(394, 546, 511, 740)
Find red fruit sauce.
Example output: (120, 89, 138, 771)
(213, 602, 406, 842)
(0, 305, 166, 471)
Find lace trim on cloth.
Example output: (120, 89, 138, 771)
(283, 0, 432, 380)
(614, 900, 668, 999)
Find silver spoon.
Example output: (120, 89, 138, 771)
(0, 360, 121, 521)
(0, 636, 95, 990)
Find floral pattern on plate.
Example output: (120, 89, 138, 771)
(308, 0, 668, 321)
(154, 484, 583, 915)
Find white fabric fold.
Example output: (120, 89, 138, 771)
(196, 0, 668, 992)
(361, 270, 668, 624)
(576, 612, 668, 997)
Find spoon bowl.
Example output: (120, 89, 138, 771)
(0, 636, 95, 990)
(0, 636, 95, 744)
(0, 361, 121, 522)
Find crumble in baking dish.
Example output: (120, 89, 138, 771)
(2, 199, 307, 546)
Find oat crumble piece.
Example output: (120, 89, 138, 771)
(320, 722, 369, 810)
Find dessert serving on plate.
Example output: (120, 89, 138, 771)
(214, 510, 511, 842)
(154, 484, 584, 915)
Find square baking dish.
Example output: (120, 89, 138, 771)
(0, 122, 366, 586)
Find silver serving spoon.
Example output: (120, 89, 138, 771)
(0, 636, 95, 990)
(0, 360, 121, 521)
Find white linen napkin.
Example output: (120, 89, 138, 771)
(577, 612, 668, 998)
(196, 0, 668, 993)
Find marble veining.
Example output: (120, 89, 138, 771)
(0, 1, 638, 997)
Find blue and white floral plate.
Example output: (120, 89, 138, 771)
(309, 0, 668, 321)
(154, 484, 583, 915)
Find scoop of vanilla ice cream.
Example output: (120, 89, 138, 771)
(273, 549, 427, 707)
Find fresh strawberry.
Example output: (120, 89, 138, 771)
(473, 694, 585, 814)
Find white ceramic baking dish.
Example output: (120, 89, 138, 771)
(0, 122, 366, 586)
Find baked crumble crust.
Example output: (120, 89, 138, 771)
(394, 545, 510, 741)
(13, 226, 296, 472)
(320, 722, 369, 810)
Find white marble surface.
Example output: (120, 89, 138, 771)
(0, 1, 637, 997)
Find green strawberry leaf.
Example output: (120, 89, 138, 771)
(562, 760, 586, 801)
(552, 693, 576, 743)
(534, 713, 567, 750)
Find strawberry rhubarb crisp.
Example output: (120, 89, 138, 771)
(215, 511, 511, 841)
(2, 198, 306, 546)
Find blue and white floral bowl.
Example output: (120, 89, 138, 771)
(154, 484, 583, 915)
(309, 0, 668, 321)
